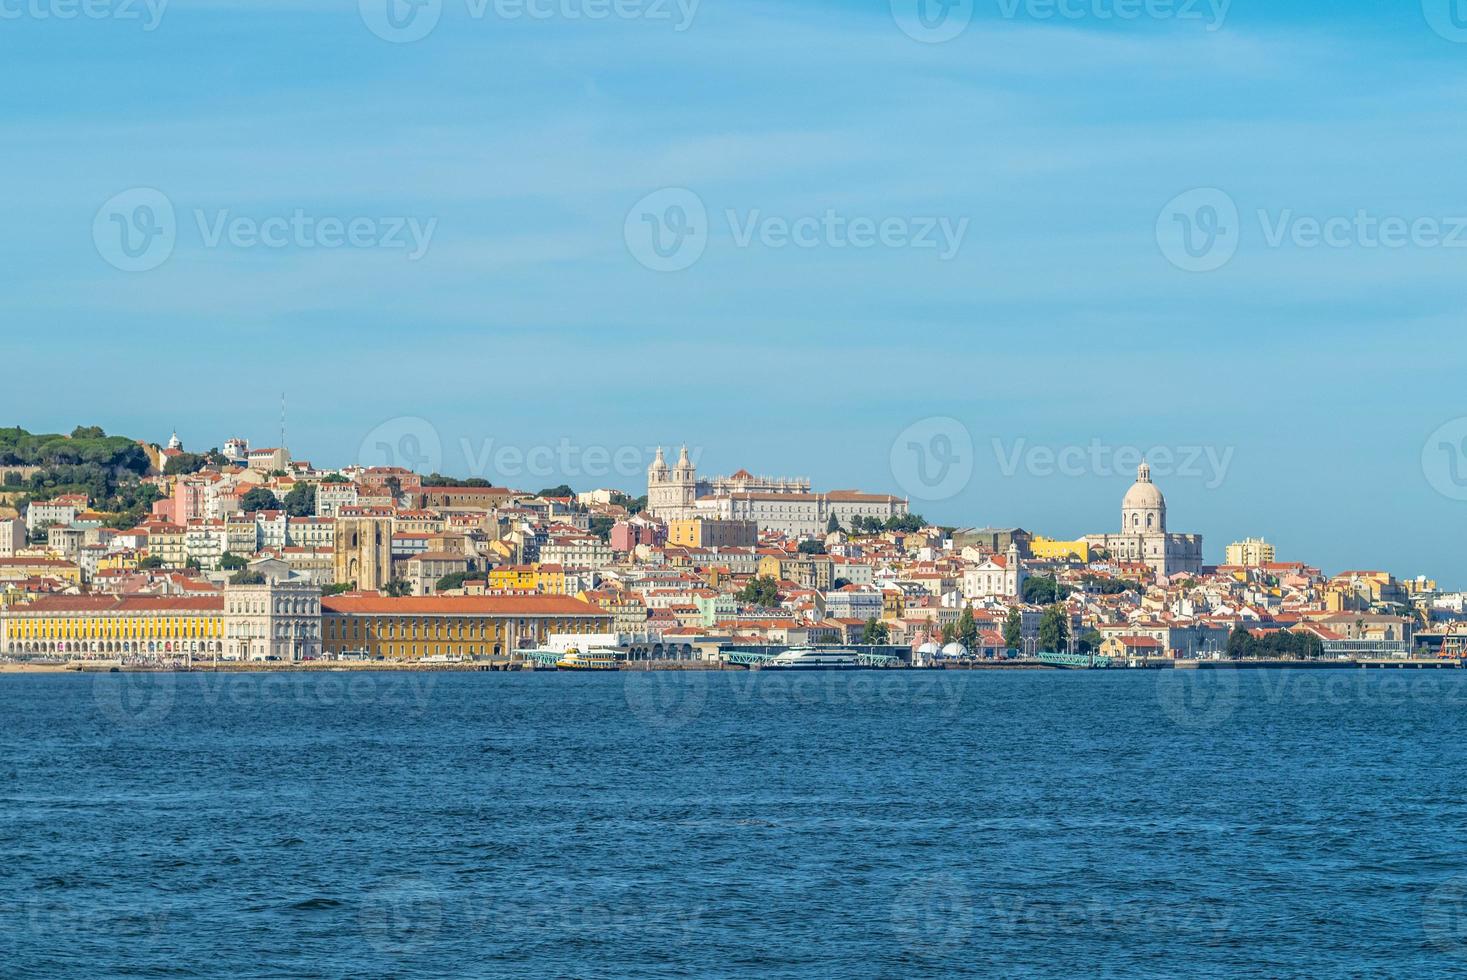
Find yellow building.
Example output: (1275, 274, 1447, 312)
(1028, 536, 1090, 562)
(0, 556, 83, 585)
(320, 594, 610, 660)
(667, 518, 757, 549)
(486, 564, 566, 595)
(0, 594, 223, 658)
(1225, 537, 1276, 567)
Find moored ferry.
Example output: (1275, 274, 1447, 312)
(555, 649, 621, 671)
(761, 647, 860, 670)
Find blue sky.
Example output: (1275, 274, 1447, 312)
(3, 0, 1467, 582)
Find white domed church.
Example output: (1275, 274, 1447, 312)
(1084, 461, 1203, 578)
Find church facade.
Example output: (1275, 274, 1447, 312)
(647, 446, 907, 536)
(1084, 461, 1204, 579)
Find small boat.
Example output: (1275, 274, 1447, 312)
(555, 649, 621, 671)
(760, 647, 860, 670)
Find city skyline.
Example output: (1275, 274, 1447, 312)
(10, 414, 1454, 587)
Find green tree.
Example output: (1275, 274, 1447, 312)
(826, 513, 841, 534)
(383, 579, 411, 597)
(797, 540, 826, 555)
(860, 618, 890, 644)
(1002, 608, 1023, 651)
(322, 582, 355, 596)
(1077, 628, 1104, 654)
(139, 555, 165, 569)
(218, 552, 248, 571)
(283, 482, 316, 517)
(588, 516, 615, 543)
(956, 605, 979, 649)
(164, 452, 207, 476)
(240, 487, 280, 513)
(435, 572, 470, 592)
(737, 576, 780, 608)
(940, 623, 957, 644)
(1226, 624, 1253, 659)
(885, 513, 925, 533)
(1038, 604, 1069, 652)
(1023, 575, 1072, 605)
(538, 484, 574, 499)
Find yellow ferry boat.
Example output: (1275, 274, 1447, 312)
(555, 649, 621, 671)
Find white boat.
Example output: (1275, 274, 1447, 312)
(761, 647, 860, 670)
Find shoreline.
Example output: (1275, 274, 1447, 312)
(2, 658, 1462, 675)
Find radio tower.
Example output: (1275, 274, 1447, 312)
(280, 392, 287, 451)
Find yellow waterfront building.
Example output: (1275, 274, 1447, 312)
(320, 594, 610, 660)
(1, 594, 224, 658)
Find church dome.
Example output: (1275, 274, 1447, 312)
(1122, 467, 1165, 511)
(1120, 460, 1166, 533)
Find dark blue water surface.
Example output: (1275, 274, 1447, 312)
(5, 668, 1467, 978)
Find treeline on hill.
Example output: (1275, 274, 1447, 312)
(0, 426, 160, 529)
